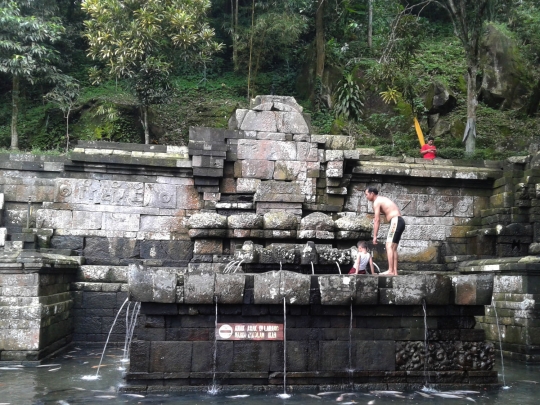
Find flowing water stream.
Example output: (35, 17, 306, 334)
(491, 300, 509, 389)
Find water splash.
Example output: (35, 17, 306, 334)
(336, 262, 341, 275)
(81, 374, 99, 381)
(491, 299, 509, 389)
(94, 297, 130, 378)
(208, 298, 219, 394)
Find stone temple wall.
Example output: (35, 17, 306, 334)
(0, 95, 539, 364)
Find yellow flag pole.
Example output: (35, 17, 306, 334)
(414, 116, 425, 146)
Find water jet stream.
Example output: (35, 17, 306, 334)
(422, 298, 431, 389)
(122, 301, 140, 364)
(233, 259, 244, 273)
(95, 297, 129, 378)
(492, 299, 509, 389)
(208, 298, 219, 394)
(336, 262, 341, 275)
(348, 299, 354, 386)
(277, 297, 291, 399)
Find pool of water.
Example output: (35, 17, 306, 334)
(1, 346, 540, 405)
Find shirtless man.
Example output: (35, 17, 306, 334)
(364, 187, 405, 275)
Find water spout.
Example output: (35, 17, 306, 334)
(422, 299, 431, 389)
(277, 297, 291, 399)
(233, 259, 244, 273)
(26, 197, 31, 228)
(95, 297, 129, 378)
(224, 260, 238, 274)
(280, 261, 282, 271)
(336, 262, 341, 275)
(127, 302, 140, 360)
(208, 298, 219, 395)
(121, 301, 141, 365)
(311, 261, 314, 275)
(348, 299, 354, 385)
(491, 299, 509, 389)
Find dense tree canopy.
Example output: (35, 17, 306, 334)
(0, 0, 65, 149)
(81, 0, 222, 144)
(0, 0, 539, 157)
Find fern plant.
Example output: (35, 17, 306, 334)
(333, 73, 364, 121)
(379, 87, 402, 104)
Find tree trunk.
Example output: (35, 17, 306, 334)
(463, 65, 478, 155)
(233, 0, 239, 71)
(368, 0, 373, 48)
(66, 110, 70, 152)
(247, 0, 255, 101)
(315, 0, 325, 78)
(141, 105, 150, 144)
(527, 78, 540, 117)
(10, 75, 20, 150)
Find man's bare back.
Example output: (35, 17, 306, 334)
(373, 196, 401, 222)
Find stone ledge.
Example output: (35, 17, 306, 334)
(73, 140, 169, 153)
(353, 161, 502, 180)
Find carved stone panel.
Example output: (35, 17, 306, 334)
(55, 179, 144, 206)
(144, 184, 177, 209)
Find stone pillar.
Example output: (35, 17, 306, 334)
(478, 272, 540, 363)
(0, 254, 79, 363)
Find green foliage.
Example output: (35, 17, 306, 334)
(310, 110, 335, 135)
(44, 75, 80, 150)
(127, 59, 172, 108)
(437, 147, 465, 160)
(82, 0, 222, 143)
(0, 0, 67, 148)
(30, 109, 66, 151)
(333, 72, 364, 121)
(0, 1, 65, 82)
(229, 4, 307, 97)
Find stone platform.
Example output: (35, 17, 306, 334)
(125, 268, 498, 391)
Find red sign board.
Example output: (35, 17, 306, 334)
(216, 323, 284, 341)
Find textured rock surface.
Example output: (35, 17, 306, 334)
(187, 213, 227, 229)
(263, 212, 298, 230)
(335, 215, 372, 232)
(227, 214, 263, 229)
(300, 212, 335, 231)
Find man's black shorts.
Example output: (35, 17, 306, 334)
(386, 216, 405, 244)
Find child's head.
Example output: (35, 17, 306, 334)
(357, 241, 368, 251)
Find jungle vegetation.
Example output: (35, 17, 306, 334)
(1, 0, 540, 160)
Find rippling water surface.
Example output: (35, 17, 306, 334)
(1, 347, 540, 404)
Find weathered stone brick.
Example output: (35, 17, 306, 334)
(273, 161, 306, 181)
(241, 160, 275, 179)
(238, 139, 297, 161)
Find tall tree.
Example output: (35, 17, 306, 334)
(315, 0, 325, 81)
(367, 0, 373, 48)
(0, 0, 65, 150)
(434, 0, 490, 155)
(44, 75, 80, 152)
(82, 0, 222, 144)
